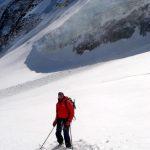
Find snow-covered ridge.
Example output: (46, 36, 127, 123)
(32, 0, 150, 55)
(0, 0, 89, 90)
(19, 0, 150, 73)
(74, 3, 150, 54)
(0, 0, 42, 49)
(0, 0, 78, 54)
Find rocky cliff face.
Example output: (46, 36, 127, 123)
(0, 0, 42, 51)
(73, 4, 150, 54)
(0, 0, 150, 56)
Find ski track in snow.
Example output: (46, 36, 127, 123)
(0, 69, 74, 99)
(0, 65, 150, 99)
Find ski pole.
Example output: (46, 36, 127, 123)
(70, 125, 73, 150)
(40, 127, 55, 150)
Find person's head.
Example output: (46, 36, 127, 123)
(58, 92, 64, 100)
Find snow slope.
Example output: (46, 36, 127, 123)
(0, 0, 150, 150)
(0, 0, 88, 89)
(1, 50, 150, 150)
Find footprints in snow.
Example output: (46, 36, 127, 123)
(47, 140, 100, 150)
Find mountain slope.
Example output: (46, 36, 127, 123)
(0, 50, 150, 150)
(0, 0, 81, 53)
(0, 0, 149, 89)
(0, 0, 150, 150)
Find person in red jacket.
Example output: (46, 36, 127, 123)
(53, 92, 74, 149)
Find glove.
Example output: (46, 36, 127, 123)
(65, 121, 71, 126)
(53, 120, 57, 127)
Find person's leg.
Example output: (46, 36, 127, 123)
(63, 120, 71, 148)
(56, 119, 64, 145)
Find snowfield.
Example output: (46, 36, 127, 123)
(0, 0, 150, 150)
(1, 49, 150, 150)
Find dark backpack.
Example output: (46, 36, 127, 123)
(65, 97, 76, 119)
(68, 97, 76, 109)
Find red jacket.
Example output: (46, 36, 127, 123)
(55, 96, 74, 123)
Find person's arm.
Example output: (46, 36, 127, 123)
(66, 100, 74, 125)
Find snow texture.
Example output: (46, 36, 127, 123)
(46, 140, 100, 149)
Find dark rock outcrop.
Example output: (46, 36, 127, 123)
(0, 0, 42, 51)
(74, 4, 150, 54)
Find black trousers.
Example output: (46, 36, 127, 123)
(56, 118, 71, 148)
